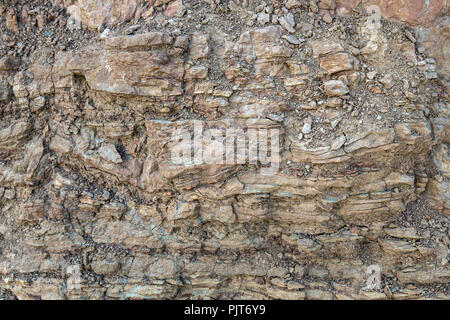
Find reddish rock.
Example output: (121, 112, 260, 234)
(366, 0, 445, 26)
(311, 40, 353, 74)
(336, 0, 361, 15)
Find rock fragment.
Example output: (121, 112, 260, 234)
(323, 80, 349, 96)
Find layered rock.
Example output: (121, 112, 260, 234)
(0, 0, 448, 300)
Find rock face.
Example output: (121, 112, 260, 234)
(417, 16, 450, 80)
(365, 0, 445, 26)
(0, 1, 448, 300)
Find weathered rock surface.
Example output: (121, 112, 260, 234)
(0, 0, 448, 300)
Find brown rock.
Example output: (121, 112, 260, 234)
(165, 0, 184, 17)
(311, 40, 353, 74)
(397, 42, 417, 64)
(190, 32, 210, 60)
(318, 0, 336, 10)
(323, 80, 349, 96)
(36, 14, 47, 31)
(0, 1, 447, 301)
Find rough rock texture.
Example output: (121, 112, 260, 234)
(0, 0, 448, 300)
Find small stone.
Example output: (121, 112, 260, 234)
(424, 72, 437, 79)
(342, 104, 351, 112)
(0, 55, 21, 71)
(102, 190, 111, 200)
(300, 22, 314, 33)
(142, 6, 154, 19)
(165, 0, 185, 18)
(310, 0, 319, 13)
(4, 188, 15, 200)
(367, 71, 377, 80)
(285, 0, 301, 10)
(98, 144, 122, 164)
(190, 32, 210, 60)
(405, 29, 416, 43)
(305, 29, 313, 38)
(282, 35, 303, 45)
(331, 118, 342, 129)
(6, 9, 19, 33)
(426, 64, 436, 72)
(272, 15, 279, 24)
(67, 5, 82, 30)
(350, 46, 360, 56)
(257, 12, 270, 25)
(36, 14, 47, 31)
(323, 13, 333, 24)
(279, 13, 296, 33)
(126, 25, 141, 35)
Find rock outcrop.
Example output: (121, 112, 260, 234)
(0, 0, 448, 300)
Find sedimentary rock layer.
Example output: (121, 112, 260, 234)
(0, 0, 448, 300)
